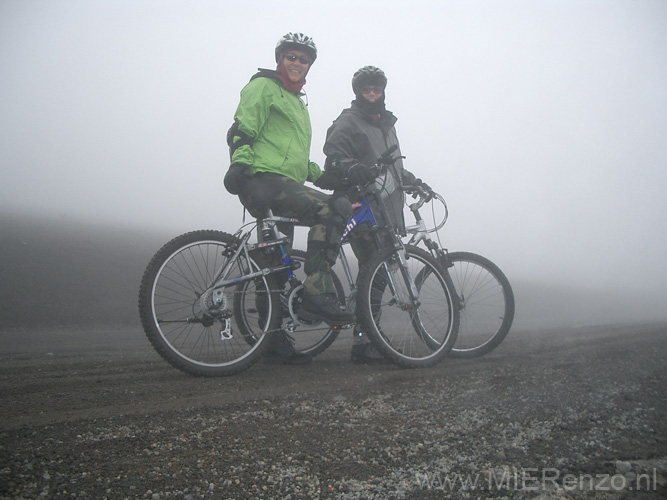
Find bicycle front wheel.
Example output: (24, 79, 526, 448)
(442, 252, 515, 358)
(138, 230, 281, 376)
(356, 245, 459, 368)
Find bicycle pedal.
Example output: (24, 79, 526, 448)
(333, 323, 355, 330)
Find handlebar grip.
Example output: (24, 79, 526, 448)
(407, 185, 435, 203)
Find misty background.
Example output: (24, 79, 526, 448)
(2, 0, 667, 329)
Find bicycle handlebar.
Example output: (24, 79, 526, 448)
(376, 144, 400, 165)
(406, 185, 434, 205)
(360, 145, 406, 190)
(348, 146, 441, 219)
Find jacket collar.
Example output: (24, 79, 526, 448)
(251, 68, 305, 95)
(349, 100, 397, 130)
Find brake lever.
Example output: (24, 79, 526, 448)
(376, 144, 398, 164)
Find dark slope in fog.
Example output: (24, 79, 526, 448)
(1, 211, 665, 330)
(0, 212, 171, 328)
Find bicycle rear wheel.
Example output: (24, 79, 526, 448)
(138, 230, 281, 376)
(442, 252, 515, 358)
(356, 245, 459, 368)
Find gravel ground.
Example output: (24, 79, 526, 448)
(0, 323, 665, 499)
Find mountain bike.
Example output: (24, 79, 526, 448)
(138, 147, 459, 376)
(404, 191, 515, 358)
(291, 189, 515, 360)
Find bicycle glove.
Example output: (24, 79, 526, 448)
(313, 170, 345, 191)
(346, 162, 377, 186)
(413, 178, 434, 195)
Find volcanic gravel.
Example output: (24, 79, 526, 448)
(0, 323, 665, 499)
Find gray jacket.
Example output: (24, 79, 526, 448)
(323, 101, 417, 234)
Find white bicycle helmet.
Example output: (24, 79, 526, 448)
(275, 32, 318, 63)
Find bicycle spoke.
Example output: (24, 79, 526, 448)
(139, 231, 281, 376)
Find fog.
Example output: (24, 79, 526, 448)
(2, 0, 667, 319)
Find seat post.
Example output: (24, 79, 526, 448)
(259, 209, 279, 242)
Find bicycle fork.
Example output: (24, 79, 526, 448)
(409, 230, 465, 312)
(384, 247, 420, 310)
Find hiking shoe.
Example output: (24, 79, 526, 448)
(351, 343, 389, 365)
(263, 331, 312, 365)
(299, 293, 355, 326)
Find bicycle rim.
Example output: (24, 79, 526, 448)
(139, 230, 278, 376)
(357, 245, 458, 367)
(444, 251, 515, 358)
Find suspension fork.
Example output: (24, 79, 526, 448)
(408, 232, 462, 309)
(383, 246, 421, 307)
(362, 189, 422, 306)
(375, 228, 421, 306)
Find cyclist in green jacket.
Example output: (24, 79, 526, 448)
(224, 32, 354, 365)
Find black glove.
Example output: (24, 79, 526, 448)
(224, 163, 252, 195)
(313, 170, 344, 191)
(346, 162, 377, 186)
(413, 178, 433, 195)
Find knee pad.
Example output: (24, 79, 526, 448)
(329, 193, 353, 226)
(323, 194, 352, 256)
(305, 194, 353, 271)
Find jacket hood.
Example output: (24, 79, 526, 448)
(251, 68, 305, 95)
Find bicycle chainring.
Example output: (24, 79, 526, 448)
(285, 283, 319, 327)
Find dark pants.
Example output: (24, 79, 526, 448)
(259, 176, 341, 296)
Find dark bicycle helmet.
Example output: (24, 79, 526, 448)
(352, 66, 387, 94)
(275, 32, 318, 63)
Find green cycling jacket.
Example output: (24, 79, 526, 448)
(232, 71, 322, 184)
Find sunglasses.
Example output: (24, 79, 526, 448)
(361, 86, 383, 95)
(284, 52, 311, 65)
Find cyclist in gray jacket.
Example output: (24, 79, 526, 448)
(323, 66, 432, 364)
